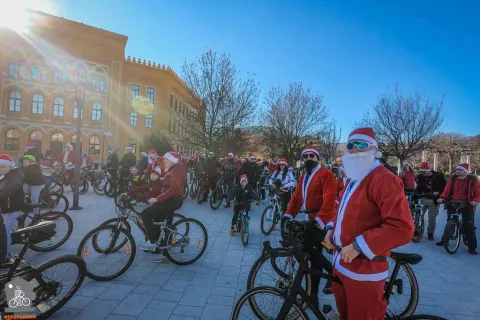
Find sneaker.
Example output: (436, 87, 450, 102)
(138, 241, 157, 251)
(230, 228, 235, 236)
(154, 256, 167, 263)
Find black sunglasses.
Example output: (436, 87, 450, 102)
(302, 153, 316, 159)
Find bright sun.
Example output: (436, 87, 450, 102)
(0, 0, 56, 32)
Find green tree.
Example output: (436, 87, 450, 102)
(141, 132, 173, 155)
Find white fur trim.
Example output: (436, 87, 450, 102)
(301, 148, 320, 157)
(348, 134, 378, 148)
(355, 234, 376, 260)
(279, 160, 287, 165)
(301, 164, 321, 211)
(0, 159, 15, 167)
(333, 253, 388, 281)
(283, 213, 293, 219)
(240, 176, 248, 183)
(314, 217, 325, 229)
(455, 165, 468, 172)
(164, 153, 179, 164)
(248, 155, 256, 160)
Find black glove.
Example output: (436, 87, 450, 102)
(303, 220, 323, 250)
(281, 216, 292, 235)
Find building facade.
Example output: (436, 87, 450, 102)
(0, 11, 199, 165)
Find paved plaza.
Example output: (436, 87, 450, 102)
(14, 190, 480, 320)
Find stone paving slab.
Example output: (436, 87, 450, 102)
(14, 190, 480, 320)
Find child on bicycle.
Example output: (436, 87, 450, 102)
(228, 174, 259, 236)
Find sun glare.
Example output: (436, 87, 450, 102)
(0, 0, 57, 32)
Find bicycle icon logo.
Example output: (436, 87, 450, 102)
(8, 285, 31, 308)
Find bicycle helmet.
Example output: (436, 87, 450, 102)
(22, 155, 36, 163)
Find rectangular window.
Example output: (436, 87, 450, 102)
(170, 94, 174, 108)
(130, 111, 138, 126)
(145, 114, 153, 128)
(62, 71, 69, 82)
(147, 87, 155, 102)
(175, 98, 178, 112)
(41, 66, 47, 82)
(31, 65, 39, 80)
(53, 105, 64, 117)
(92, 75, 97, 86)
(129, 139, 136, 151)
(53, 68, 60, 83)
(131, 84, 140, 99)
(19, 64, 25, 78)
(81, 73, 87, 83)
(99, 77, 105, 91)
(5, 138, 19, 151)
(8, 61, 16, 76)
(73, 103, 84, 119)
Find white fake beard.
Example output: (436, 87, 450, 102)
(342, 150, 376, 181)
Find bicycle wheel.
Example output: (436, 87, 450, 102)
(41, 193, 69, 214)
(443, 220, 460, 254)
(93, 178, 105, 195)
(196, 183, 205, 204)
(93, 218, 132, 253)
(260, 205, 275, 235)
(241, 215, 249, 246)
(79, 178, 89, 194)
(49, 181, 64, 195)
(23, 254, 86, 320)
(247, 249, 311, 310)
(190, 179, 198, 199)
(104, 178, 117, 198)
(386, 258, 419, 317)
(165, 218, 208, 265)
(399, 315, 449, 320)
(232, 286, 307, 320)
(29, 211, 73, 252)
(412, 210, 424, 243)
(77, 224, 136, 281)
(210, 187, 223, 210)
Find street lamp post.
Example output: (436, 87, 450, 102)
(71, 83, 85, 210)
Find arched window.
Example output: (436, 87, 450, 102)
(53, 97, 64, 117)
(73, 101, 83, 119)
(9, 91, 22, 112)
(5, 128, 20, 150)
(89, 136, 101, 154)
(145, 114, 153, 128)
(92, 103, 102, 121)
(8, 61, 16, 76)
(31, 65, 39, 80)
(32, 93, 44, 114)
(51, 132, 64, 142)
(30, 130, 42, 141)
(130, 111, 138, 127)
(81, 72, 87, 83)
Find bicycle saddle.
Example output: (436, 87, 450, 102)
(390, 251, 422, 265)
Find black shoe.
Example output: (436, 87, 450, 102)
(436, 241, 443, 246)
(469, 249, 478, 255)
(428, 233, 434, 240)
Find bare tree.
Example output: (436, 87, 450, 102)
(431, 133, 476, 173)
(173, 49, 260, 154)
(318, 120, 342, 163)
(360, 86, 444, 166)
(259, 83, 329, 163)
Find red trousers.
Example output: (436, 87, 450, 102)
(64, 169, 75, 184)
(332, 270, 387, 320)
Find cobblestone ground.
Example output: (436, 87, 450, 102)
(12, 189, 480, 320)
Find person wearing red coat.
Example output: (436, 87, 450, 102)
(57, 143, 77, 185)
(324, 128, 414, 320)
(282, 145, 337, 304)
(81, 151, 94, 168)
(336, 165, 347, 196)
(144, 149, 166, 178)
(437, 163, 480, 254)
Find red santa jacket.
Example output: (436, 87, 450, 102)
(127, 179, 164, 202)
(81, 155, 94, 167)
(58, 150, 77, 167)
(439, 175, 480, 212)
(328, 163, 414, 282)
(336, 175, 347, 196)
(285, 165, 337, 228)
(145, 156, 166, 178)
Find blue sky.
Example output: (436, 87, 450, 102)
(40, 0, 479, 140)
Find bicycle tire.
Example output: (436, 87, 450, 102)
(93, 178, 105, 195)
(190, 179, 198, 199)
(260, 205, 275, 235)
(104, 178, 117, 198)
(399, 315, 449, 320)
(77, 224, 136, 281)
(29, 211, 73, 252)
(197, 183, 205, 204)
(388, 261, 419, 317)
(165, 217, 208, 265)
(247, 249, 312, 310)
(43, 193, 69, 214)
(79, 178, 89, 194)
(443, 220, 460, 254)
(183, 184, 189, 199)
(232, 286, 307, 320)
(24, 254, 86, 320)
(241, 216, 249, 246)
(49, 181, 64, 196)
(412, 210, 424, 243)
(210, 187, 223, 210)
(93, 218, 132, 253)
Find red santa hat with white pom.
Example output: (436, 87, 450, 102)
(456, 163, 469, 173)
(348, 127, 382, 158)
(0, 154, 15, 167)
(164, 151, 182, 164)
(240, 174, 248, 183)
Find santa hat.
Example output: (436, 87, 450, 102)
(248, 153, 256, 160)
(301, 146, 320, 158)
(125, 146, 133, 152)
(271, 159, 278, 165)
(227, 153, 234, 158)
(0, 154, 15, 167)
(148, 149, 156, 155)
(419, 162, 431, 172)
(130, 166, 137, 173)
(332, 162, 340, 169)
(152, 166, 162, 177)
(240, 174, 248, 183)
(164, 151, 181, 164)
(256, 158, 263, 164)
(348, 127, 382, 158)
(82, 151, 88, 156)
(403, 162, 413, 169)
(279, 158, 288, 165)
(65, 143, 73, 150)
(456, 163, 469, 173)
(25, 142, 35, 150)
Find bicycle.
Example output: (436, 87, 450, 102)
(409, 192, 431, 243)
(233, 200, 258, 247)
(0, 220, 86, 319)
(260, 189, 286, 235)
(25, 187, 69, 214)
(77, 195, 208, 281)
(442, 201, 469, 254)
(196, 174, 208, 204)
(210, 178, 229, 210)
(234, 239, 446, 320)
(189, 170, 199, 199)
(15, 203, 73, 252)
(247, 220, 420, 318)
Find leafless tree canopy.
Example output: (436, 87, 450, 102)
(176, 49, 260, 154)
(360, 87, 444, 164)
(259, 83, 329, 163)
(318, 120, 342, 163)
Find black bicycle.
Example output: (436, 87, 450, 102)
(210, 178, 229, 210)
(189, 170, 199, 199)
(25, 188, 69, 215)
(442, 201, 469, 254)
(248, 220, 420, 318)
(0, 220, 86, 319)
(196, 175, 208, 204)
(410, 193, 432, 243)
(260, 189, 285, 235)
(234, 240, 446, 320)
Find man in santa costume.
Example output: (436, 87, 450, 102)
(282, 145, 337, 304)
(57, 143, 77, 185)
(80, 151, 94, 168)
(324, 127, 414, 319)
(144, 149, 166, 179)
(268, 158, 279, 174)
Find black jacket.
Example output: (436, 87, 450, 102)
(237, 161, 256, 185)
(121, 153, 137, 169)
(228, 185, 259, 210)
(206, 157, 219, 177)
(0, 168, 25, 214)
(415, 171, 446, 203)
(24, 148, 44, 163)
(136, 157, 149, 173)
(22, 164, 45, 186)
